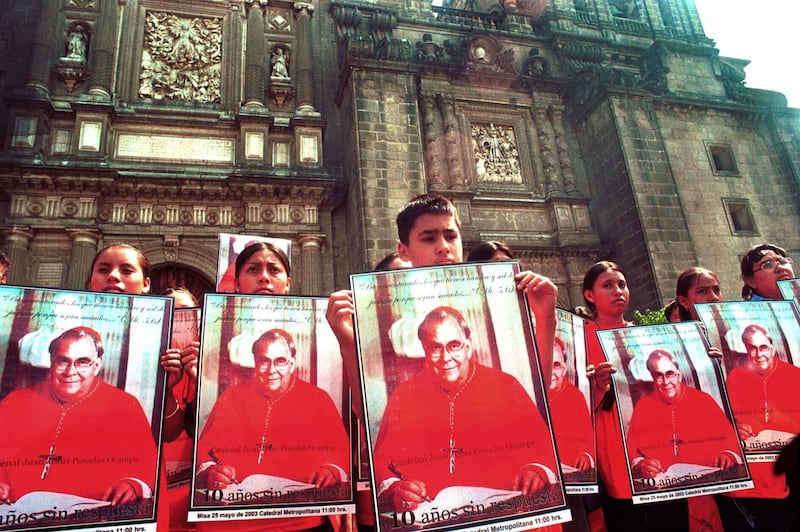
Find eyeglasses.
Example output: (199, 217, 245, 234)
(753, 257, 793, 273)
(255, 357, 291, 370)
(552, 361, 565, 370)
(652, 370, 679, 383)
(427, 341, 467, 360)
(52, 357, 97, 372)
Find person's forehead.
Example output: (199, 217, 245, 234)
(652, 357, 678, 371)
(693, 274, 719, 288)
(744, 331, 770, 345)
(756, 252, 782, 264)
(410, 213, 460, 236)
(54, 336, 97, 357)
(425, 317, 464, 339)
(254, 338, 291, 357)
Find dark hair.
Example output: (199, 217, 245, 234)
(374, 251, 406, 272)
(87, 243, 151, 287)
(675, 267, 719, 321)
(740, 243, 787, 300)
(467, 241, 514, 262)
(49, 326, 104, 359)
(252, 328, 296, 358)
(417, 306, 471, 343)
(234, 242, 291, 280)
(553, 336, 567, 360)
(664, 299, 682, 322)
(581, 261, 626, 316)
(162, 287, 200, 307)
(646, 349, 678, 373)
(396, 193, 461, 245)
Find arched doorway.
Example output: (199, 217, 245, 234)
(150, 264, 214, 303)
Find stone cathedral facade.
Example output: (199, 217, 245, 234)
(0, 0, 798, 314)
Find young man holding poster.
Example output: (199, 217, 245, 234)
(327, 193, 558, 416)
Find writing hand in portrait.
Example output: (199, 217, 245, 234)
(715, 452, 738, 470)
(384, 479, 428, 511)
(206, 464, 238, 490)
(737, 423, 754, 440)
(310, 465, 341, 488)
(0, 481, 10, 503)
(574, 453, 593, 472)
(161, 348, 184, 391)
(632, 458, 664, 479)
(103, 479, 141, 506)
(514, 465, 549, 495)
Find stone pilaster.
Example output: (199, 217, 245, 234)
(2, 227, 33, 285)
(25, 0, 60, 95)
(65, 229, 100, 290)
(86, 1, 120, 99)
(244, 0, 267, 107)
(293, 2, 316, 113)
(298, 234, 324, 295)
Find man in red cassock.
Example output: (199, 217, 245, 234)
(548, 337, 595, 475)
(0, 327, 157, 510)
(726, 324, 800, 448)
(372, 306, 560, 514)
(626, 350, 742, 482)
(195, 328, 350, 503)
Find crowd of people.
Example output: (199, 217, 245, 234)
(0, 193, 798, 532)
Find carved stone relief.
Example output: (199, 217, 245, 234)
(470, 123, 523, 184)
(138, 11, 222, 103)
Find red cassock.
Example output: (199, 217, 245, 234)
(373, 363, 558, 502)
(625, 386, 741, 471)
(196, 377, 350, 491)
(548, 381, 594, 469)
(724, 359, 800, 498)
(0, 380, 157, 503)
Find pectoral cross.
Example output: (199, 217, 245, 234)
(442, 436, 463, 474)
(39, 444, 63, 480)
(763, 402, 773, 424)
(670, 434, 684, 457)
(256, 435, 272, 465)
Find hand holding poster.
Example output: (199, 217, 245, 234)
(351, 262, 569, 532)
(695, 300, 800, 461)
(596, 321, 752, 504)
(0, 286, 171, 532)
(188, 294, 354, 523)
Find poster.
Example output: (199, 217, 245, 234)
(188, 294, 354, 523)
(695, 300, 800, 462)
(554, 309, 598, 494)
(351, 262, 569, 532)
(778, 278, 800, 308)
(596, 322, 752, 504)
(0, 286, 171, 532)
(164, 307, 201, 489)
(215, 233, 292, 292)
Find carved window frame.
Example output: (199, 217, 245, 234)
(722, 198, 758, 236)
(705, 142, 739, 176)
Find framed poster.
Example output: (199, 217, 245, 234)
(696, 300, 800, 461)
(554, 309, 598, 494)
(351, 262, 569, 532)
(0, 286, 171, 532)
(778, 279, 800, 307)
(188, 294, 354, 523)
(597, 322, 752, 504)
(215, 233, 292, 292)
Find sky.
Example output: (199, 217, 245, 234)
(695, 0, 799, 109)
(431, 1, 799, 109)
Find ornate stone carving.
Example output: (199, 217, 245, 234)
(471, 123, 522, 184)
(534, 104, 558, 194)
(549, 106, 578, 194)
(56, 22, 91, 92)
(138, 11, 222, 103)
(270, 47, 290, 80)
(421, 95, 447, 189)
(416, 34, 443, 62)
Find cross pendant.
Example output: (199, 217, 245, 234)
(39, 444, 63, 480)
(443, 436, 463, 474)
(256, 435, 272, 465)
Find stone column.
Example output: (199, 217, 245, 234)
(549, 105, 578, 194)
(25, 0, 61, 95)
(244, 0, 267, 107)
(421, 94, 447, 190)
(533, 103, 560, 195)
(86, 1, 120, 99)
(293, 2, 316, 112)
(65, 229, 100, 289)
(2, 227, 33, 285)
(439, 96, 467, 190)
(298, 234, 324, 295)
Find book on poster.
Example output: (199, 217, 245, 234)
(351, 262, 570, 532)
(187, 294, 355, 523)
(0, 285, 171, 532)
(596, 321, 753, 504)
(553, 309, 599, 495)
(695, 300, 800, 461)
(215, 233, 292, 292)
